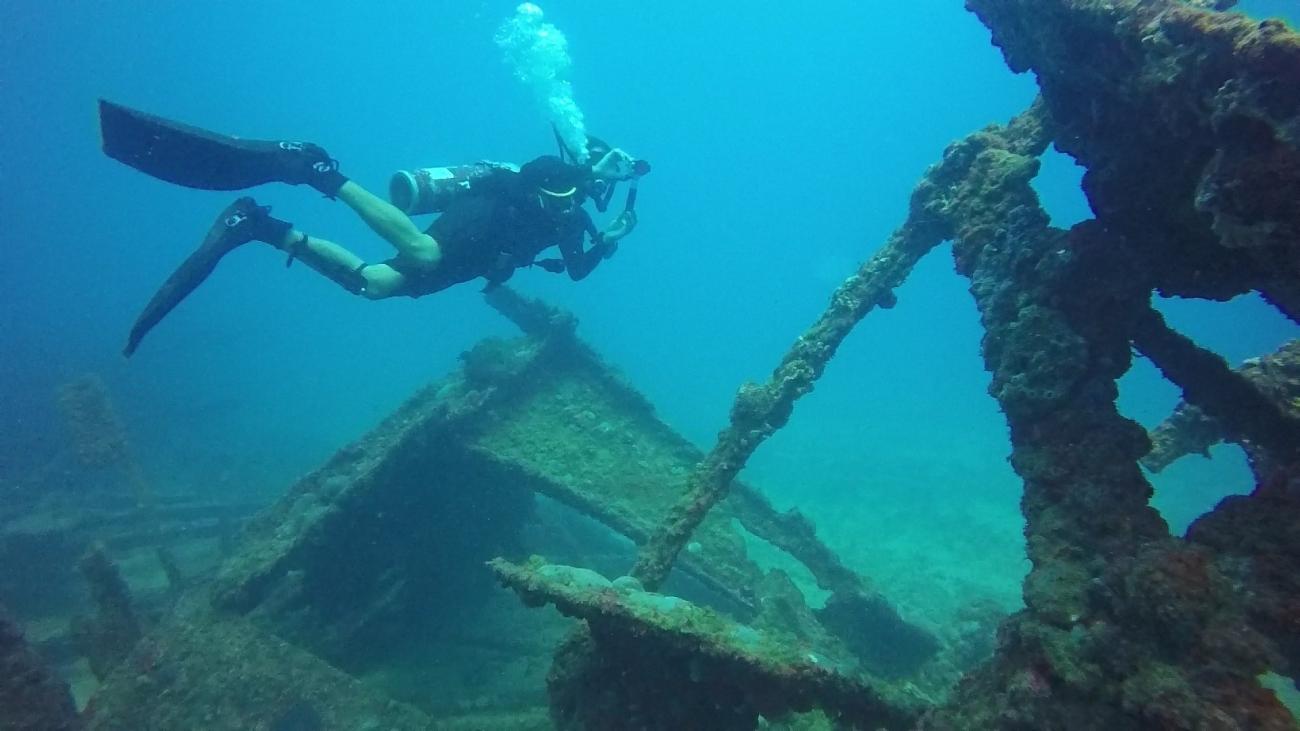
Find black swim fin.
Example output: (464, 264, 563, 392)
(124, 197, 289, 357)
(98, 99, 347, 195)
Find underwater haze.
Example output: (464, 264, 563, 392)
(2, 0, 1299, 723)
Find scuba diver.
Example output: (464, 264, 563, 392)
(97, 100, 648, 357)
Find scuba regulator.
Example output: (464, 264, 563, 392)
(552, 125, 650, 217)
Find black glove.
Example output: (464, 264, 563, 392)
(535, 258, 566, 274)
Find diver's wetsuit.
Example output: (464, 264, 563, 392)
(389, 167, 608, 297)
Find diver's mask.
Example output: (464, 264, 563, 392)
(538, 184, 580, 216)
(519, 155, 586, 217)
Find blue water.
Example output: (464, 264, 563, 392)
(2, 0, 1297, 699)
(5, 1, 1048, 487)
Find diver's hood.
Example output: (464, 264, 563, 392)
(520, 155, 586, 197)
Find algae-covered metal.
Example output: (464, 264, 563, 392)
(207, 285, 934, 677)
(490, 557, 927, 730)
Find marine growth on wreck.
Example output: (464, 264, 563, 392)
(1, 1, 1298, 730)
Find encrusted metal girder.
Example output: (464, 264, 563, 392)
(491, 558, 926, 731)
(210, 286, 932, 670)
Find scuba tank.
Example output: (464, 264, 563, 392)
(388, 161, 519, 215)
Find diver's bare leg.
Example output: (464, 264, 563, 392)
(274, 229, 409, 300)
(335, 181, 443, 266)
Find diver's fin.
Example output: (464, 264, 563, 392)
(98, 99, 346, 195)
(124, 198, 289, 357)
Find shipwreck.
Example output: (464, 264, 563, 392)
(3, 0, 1299, 728)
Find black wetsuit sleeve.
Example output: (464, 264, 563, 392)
(556, 213, 607, 281)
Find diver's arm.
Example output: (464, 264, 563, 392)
(603, 210, 637, 242)
(590, 148, 639, 181)
(589, 210, 638, 261)
(557, 228, 610, 281)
